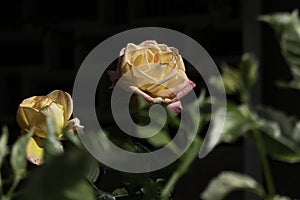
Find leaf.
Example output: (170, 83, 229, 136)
(256, 118, 300, 163)
(272, 195, 292, 200)
(259, 10, 300, 89)
(112, 188, 129, 198)
(86, 160, 100, 183)
(210, 64, 241, 95)
(95, 189, 116, 200)
(147, 131, 171, 147)
(43, 117, 64, 159)
(240, 53, 258, 89)
(0, 127, 8, 168)
(200, 171, 265, 200)
(21, 146, 96, 200)
(142, 179, 160, 200)
(63, 181, 96, 200)
(220, 105, 254, 143)
(0, 127, 9, 193)
(255, 107, 300, 163)
(10, 130, 32, 181)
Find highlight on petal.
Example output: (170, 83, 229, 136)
(27, 137, 44, 165)
(32, 102, 65, 138)
(48, 90, 73, 121)
(64, 118, 84, 135)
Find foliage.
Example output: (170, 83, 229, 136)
(259, 10, 300, 89)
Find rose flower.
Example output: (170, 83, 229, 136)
(108, 40, 195, 114)
(16, 90, 82, 165)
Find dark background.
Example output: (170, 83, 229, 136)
(1, 0, 300, 199)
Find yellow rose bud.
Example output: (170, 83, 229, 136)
(16, 90, 79, 165)
(108, 40, 195, 114)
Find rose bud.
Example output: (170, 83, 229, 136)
(16, 90, 82, 165)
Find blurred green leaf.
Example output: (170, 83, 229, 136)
(210, 64, 241, 95)
(272, 195, 292, 200)
(255, 108, 300, 163)
(0, 127, 8, 168)
(64, 130, 83, 148)
(112, 188, 129, 198)
(21, 146, 95, 200)
(210, 54, 259, 103)
(142, 179, 161, 200)
(147, 131, 171, 147)
(95, 189, 116, 200)
(0, 127, 9, 195)
(240, 53, 258, 89)
(200, 171, 265, 200)
(86, 160, 100, 183)
(64, 181, 96, 200)
(10, 130, 32, 181)
(220, 105, 254, 143)
(44, 117, 64, 159)
(259, 10, 300, 89)
(122, 173, 149, 195)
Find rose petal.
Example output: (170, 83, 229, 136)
(32, 102, 65, 138)
(16, 106, 39, 132)
(64, 118, 84, 135)
(48, 90, 73, 121)
(27, 137, 44, 165)
(167, 101, 183, 115)
(32, 96, 53, 110)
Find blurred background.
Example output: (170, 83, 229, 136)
(0, 0, 300, 199)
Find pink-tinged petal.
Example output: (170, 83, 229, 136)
(129, 86, 155, 103)
(172, 80, 196, 102)
(167, 101, 183, 115)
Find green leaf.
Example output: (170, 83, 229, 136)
(21, 146, 96, 200)
(142, 179, 160, 200)
(63, 181, 96, 200)
(200, 171, 265, 200)
(255, 107, 300, 163)
(147, 131, 171, 147)
(257, 119, 300, 163)
(43, 117, 64, 158)
(95, 189, 116, 200)
(272, 195, 292, 200)
(0, 127, 8, 168)
(112, 188, 129, 198)
(86, 160, 100, 183)
(210, 64, 241, 95)
(10, 130, 32, 181)
(240, 53, 258, 89)
(220, 105, 254, 143)
(259, 10, 300, 89)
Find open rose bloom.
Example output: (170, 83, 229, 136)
(108, 40, 196, 114)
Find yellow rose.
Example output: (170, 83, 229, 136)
(108, 40, 195, 114)
(16, 90, 81, 165)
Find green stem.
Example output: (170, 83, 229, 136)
(160, 138, 202, 200)
(252, 129, 276, 198)
(6, 178, 19, 200)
